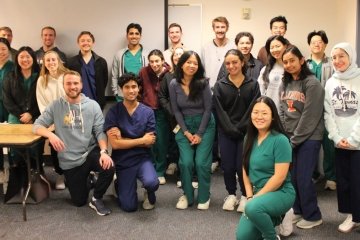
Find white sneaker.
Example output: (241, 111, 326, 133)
(176, 180, 182, 188)
(324, 180, 336, 191)
(165, 163, 177, 175)
(338, 214, 360, 233)
(292, 214, 303, 223)
(237, 196, 247, 212)
(176, 195, 188, 210)
(197, 199, 210, 210)
(296, 219, 323, 229)
(55, 174, 66, 190)
(211, 161, 219, 173)
(142, 191, 155, 210)
(158, 176, 166, 185)
(222, 195, 238, 211)
(279, 209, 294, 236)
(192, 181, 198, 189)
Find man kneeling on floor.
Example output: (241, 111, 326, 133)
(104, 73, 159, 212)
(33, 70, 114, 216)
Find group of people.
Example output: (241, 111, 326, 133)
(0, 13, 359, 240)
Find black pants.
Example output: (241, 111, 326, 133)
(63, 147, 114, 207)
(335, 148, 360, 222)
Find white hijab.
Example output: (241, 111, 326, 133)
(331, 42, 360, 80)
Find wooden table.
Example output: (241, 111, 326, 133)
(0, 124, 44, 221)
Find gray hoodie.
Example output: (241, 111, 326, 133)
(33, 94, 106, 170)
(279, 75, 325, 147)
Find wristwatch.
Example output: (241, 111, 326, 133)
(100, 149, 109, 155)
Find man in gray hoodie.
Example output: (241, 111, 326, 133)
(33, 70, 114, 216)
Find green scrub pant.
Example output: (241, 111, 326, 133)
(152, 109, 170, 177)
(236, 185, 295, 240)
(175, 114, 215, 204)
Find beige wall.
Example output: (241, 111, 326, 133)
(169, 0, 357, 57)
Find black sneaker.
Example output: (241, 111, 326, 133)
(89, 199, 111, 216)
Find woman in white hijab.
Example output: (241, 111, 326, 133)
(324, 42, 360, 233)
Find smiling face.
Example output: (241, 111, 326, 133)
(172, 48, 184, 66)
(64, 73, 82, 100)
(213, 21, 228, 40)
(168, 26, 182, 45)
(282, 52, 304, 80)
(44, 52, 59, 73)
(78, 34, 94, 53)
(270, 39, 287, 60)
(224, 53, 244, 77)
(251, 102, 272, 133)
(0, 42, 9, 64)
(122, 79, 139, 102)
(271, 21, 286, 36)
(182, 54, 199, 78)
(41, 28, 56, 48)
(237, 36, 253, 56)
(127, 28, 141, 47)
(17, 50, 34, 71)
(331, 48, 350, 73)
(149, 54, 164, 75)
(309, 35, 327, 55)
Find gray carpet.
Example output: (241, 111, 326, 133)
(0, 167, 359, 240)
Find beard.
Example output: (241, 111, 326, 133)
(66, 90, 81, 99)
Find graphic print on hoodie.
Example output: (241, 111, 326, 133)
(330, 85, 358, 117)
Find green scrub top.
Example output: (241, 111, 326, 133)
(249, 131, 292, 191)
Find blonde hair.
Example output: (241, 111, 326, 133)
(39, 50, 68, 88)
(212, 16, 229, 29)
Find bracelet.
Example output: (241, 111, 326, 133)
(100, 149, 109, 155)
(246, 196, 253, 200)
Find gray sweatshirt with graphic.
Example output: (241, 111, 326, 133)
(279, 75, 324, 147)
(33, 94, 106, 170)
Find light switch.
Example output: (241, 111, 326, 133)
(242, 8, 251, 20)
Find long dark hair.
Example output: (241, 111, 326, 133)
(14, 46, 40, 79)
(243, 96, 287, 175)
(175, 50, 207, 101)
(282, 46, 314, 90)
(224, 49, 248, 75)
(262, 35, 289, 90)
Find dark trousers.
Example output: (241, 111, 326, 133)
(218, 129, 245, 196)
(116, 159, 159, 212)
(335, 149, 360, 222)
(63, 147, 115, 207)
(292, 140, 322, 221)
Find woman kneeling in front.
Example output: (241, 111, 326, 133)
(236, 96, 295, 240)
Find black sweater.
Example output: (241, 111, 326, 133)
(213, 75, 260, 139)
